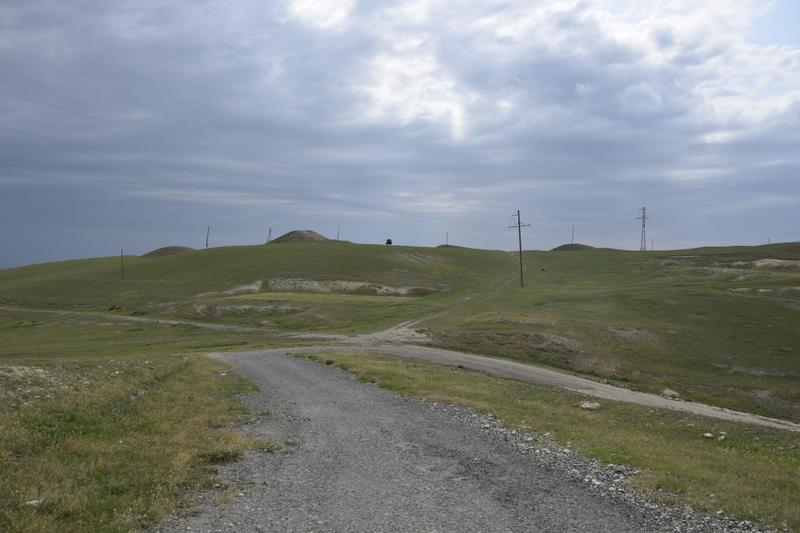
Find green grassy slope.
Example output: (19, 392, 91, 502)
(425, 243, 800, 421)
(0, 242, 501, 307)
(0, 311, 284, 532)
(2, 241, 799, 421)
(0, 242, 513, 332)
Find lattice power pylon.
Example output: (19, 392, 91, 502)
(637, 206, 648, 252)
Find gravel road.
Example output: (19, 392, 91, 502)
(156, 351, 762, 533)
(274, 346, 800, 432)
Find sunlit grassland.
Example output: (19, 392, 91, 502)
(304, 351, 800, 531)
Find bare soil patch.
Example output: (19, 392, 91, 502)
(733, 259, 800, 269)
(197, 281, 264, 298)
(191, 303, 303, 316)
(0, 365, 85, 403)
(603, 327, 656, 342)
(711, 364, 788, 378)
(266, 278, 438, 296)
(270, 229, 328, 243)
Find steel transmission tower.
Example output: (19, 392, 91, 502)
(637, 207, 648, 251)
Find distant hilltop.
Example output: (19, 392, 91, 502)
(551, 243, 595, 251)
(271, 230, 329, 243)
(141, 246, 194, 258)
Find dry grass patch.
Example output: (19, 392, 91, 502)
(0, 314, 283, 533)
(0, 355, 268, 532)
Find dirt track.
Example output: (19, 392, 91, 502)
(241, 346, 800, 432)
(3, 305, 798, 432)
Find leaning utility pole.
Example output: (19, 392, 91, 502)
(637, 207, 648, 252)
(266, 227, 272, 243)
(205, 226, 210, 249)
(509, 210, 531, 287)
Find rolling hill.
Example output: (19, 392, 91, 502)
(1, 240, 799, 422)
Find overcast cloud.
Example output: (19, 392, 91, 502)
(1, 0, 798, 267)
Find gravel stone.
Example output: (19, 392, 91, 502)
(154, 351, 767, 533)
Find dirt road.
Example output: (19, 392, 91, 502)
(157, 352, 737, 532)
(273, 345, 800, 432)
(3, 304, 798, 431)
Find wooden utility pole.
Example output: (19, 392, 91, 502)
(571, 225, 575, 244)
(120, 249, 125, 280)
(445, 231, 449, 247)
(205, 226, 210, 249)
(337, 226, 340, 241)
(509, 210, 531, 287)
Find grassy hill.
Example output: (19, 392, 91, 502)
(141, 245, 194, 258)
(0, 242, 512, 333)
(1, 241, 799, 421)
(551, 243, 595, 251)
(2, 240, 800, 531)
(425, 243, 800, 421)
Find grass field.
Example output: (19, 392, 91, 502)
(424, 244, 800, 422)
(1, 239, 799, 530)
(1, 240, 798, 421)
(0, 311, 281, 532)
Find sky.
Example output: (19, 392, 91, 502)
(1, 0, 799, 268)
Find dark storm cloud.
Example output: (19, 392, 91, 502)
(0, 0, 798, 267)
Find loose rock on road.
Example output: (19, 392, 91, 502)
(156, 351, 761, 532)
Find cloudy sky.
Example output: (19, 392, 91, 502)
(1, 0, 798, 267)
